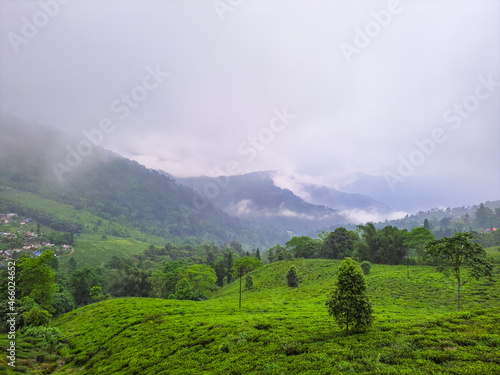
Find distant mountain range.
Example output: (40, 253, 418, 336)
(175, 171, 392, 234)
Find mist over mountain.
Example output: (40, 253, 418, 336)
(175, 171, 406, 232)
(0, 113, 282, 246)
(176, 171, 338, 234)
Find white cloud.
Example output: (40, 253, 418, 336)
(227, 199, 254, 216)
(339, 209, 408, 224)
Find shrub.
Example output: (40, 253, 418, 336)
(23, 306, 52, 327)
(24, 326, 62, 352)
(360, 261, 372, 275)
(286, 265, 299, 287)
(245, 275, 253, 290)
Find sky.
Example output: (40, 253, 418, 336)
(1, 0, 499, 211)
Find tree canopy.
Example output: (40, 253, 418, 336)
(18, 250, 57, 312)
(325, 258, 373, 334)
(425, 232, 493, 311)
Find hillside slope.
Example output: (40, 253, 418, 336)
(0, 114, 281, 247)
(47, 259, 500, 374)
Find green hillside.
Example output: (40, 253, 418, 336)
(0, 187, 167, 244)
(11, 259, 497, 374)
(0, 186, 174, 267)
(0, 117, 279, 248)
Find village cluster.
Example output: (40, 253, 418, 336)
(0, 213, 71, 263)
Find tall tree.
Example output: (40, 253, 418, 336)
(320, 227, 359, 259)
(475, 203, 494, 229)
(161, 260, 187, 297)
(423, 218, 430, 230)
(205, 246, 218, 267)
(232, 257, 263, 308)
(255, 248, 261, 260)
(403, 227, 435, 276)
(230, 241, 243, 255)
(149, 269, 169, 298)
(184, 264, 217, 298)
(269, 244, 291, 261)
(325, 258, 373, 334)
(18, 250, 57, 312)
(425, 232, 493, 311)
(109, 267, 151, 297)
(69, 266, 102, 306)
(224, 251, 234, 284)
(286, 236, 319, 259)
(214, 258, 226, 287)
(356, 223, 378, 262)
(380, 226, 407, 265)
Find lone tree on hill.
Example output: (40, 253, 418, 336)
(232, 257, 262, 308)
(403, 227, 435, 278)
(286, 265, 299, 287)
(325, 258, 373, 334)
(425, 232, 493, 312)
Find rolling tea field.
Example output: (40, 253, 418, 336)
(2, 258, 500, 374)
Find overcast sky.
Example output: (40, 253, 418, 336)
(1, 0, 499, 209)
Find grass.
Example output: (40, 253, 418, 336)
(63, 234, 151, 268)
(2, 259, 497, 374)
(486, 246, 500, 264)
(0, 187, 173, 246)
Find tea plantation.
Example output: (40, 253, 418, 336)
(3, 258, 500, 374)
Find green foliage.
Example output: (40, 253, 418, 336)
(171, 264, 217, 300)
(184, 264, 217, 298)
(360, 260, 371, 275)
(52, 288, 76, 317)
(426, 232, 494, 311)
(23, 306, 52, 327)
(23, 326, 62, 352)
(68, 257, 77, 273)
(476, 203, 495, 228)
(69, 266, 103, 306)
(89, 286, 109, 302)
(286, 265, 299, 287)
(286, 236, 320, 259)
(18, 250, 57, 312)
(70, 234, 152, 268)
(357, 223, 408, 265)
(175, 278, 193, 300)
(404, 227, 435, 264)
(224, 251, 234, 284)
(320, 227, 359, 259)
(231, 256, 263, 278)
(267, 243, 291, 262)
(148, 269, 169, 298)
(245, 275, 253, 290)
(214, 258, 226, 287)
(48, 258, 500, 374)
(108, 266, 151, 298)
(326, 258, 373, 334)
